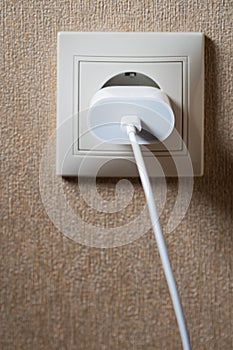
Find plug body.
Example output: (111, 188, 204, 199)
(88, 86, 175, 145)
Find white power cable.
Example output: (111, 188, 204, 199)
(122, 118, 191, 350)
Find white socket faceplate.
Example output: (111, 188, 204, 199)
(57, 32, 204, 177)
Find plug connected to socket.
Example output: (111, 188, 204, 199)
(57, 32, 204, 176)
(88, 86, 175, 145)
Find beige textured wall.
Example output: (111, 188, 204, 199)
(1, 1, 232, 349)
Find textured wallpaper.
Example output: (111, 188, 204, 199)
(1, 1, 232, 349)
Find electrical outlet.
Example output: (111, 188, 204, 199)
(78, 59, 183, 152)
(57, 32, 204, 176)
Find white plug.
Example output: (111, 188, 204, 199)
(88, 86, 175, 145)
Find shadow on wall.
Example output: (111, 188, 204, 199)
(194, 36, 233, 223)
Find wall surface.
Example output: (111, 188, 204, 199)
(1, 1, 232, 349)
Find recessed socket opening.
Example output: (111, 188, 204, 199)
(102, 72, 160, 89)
